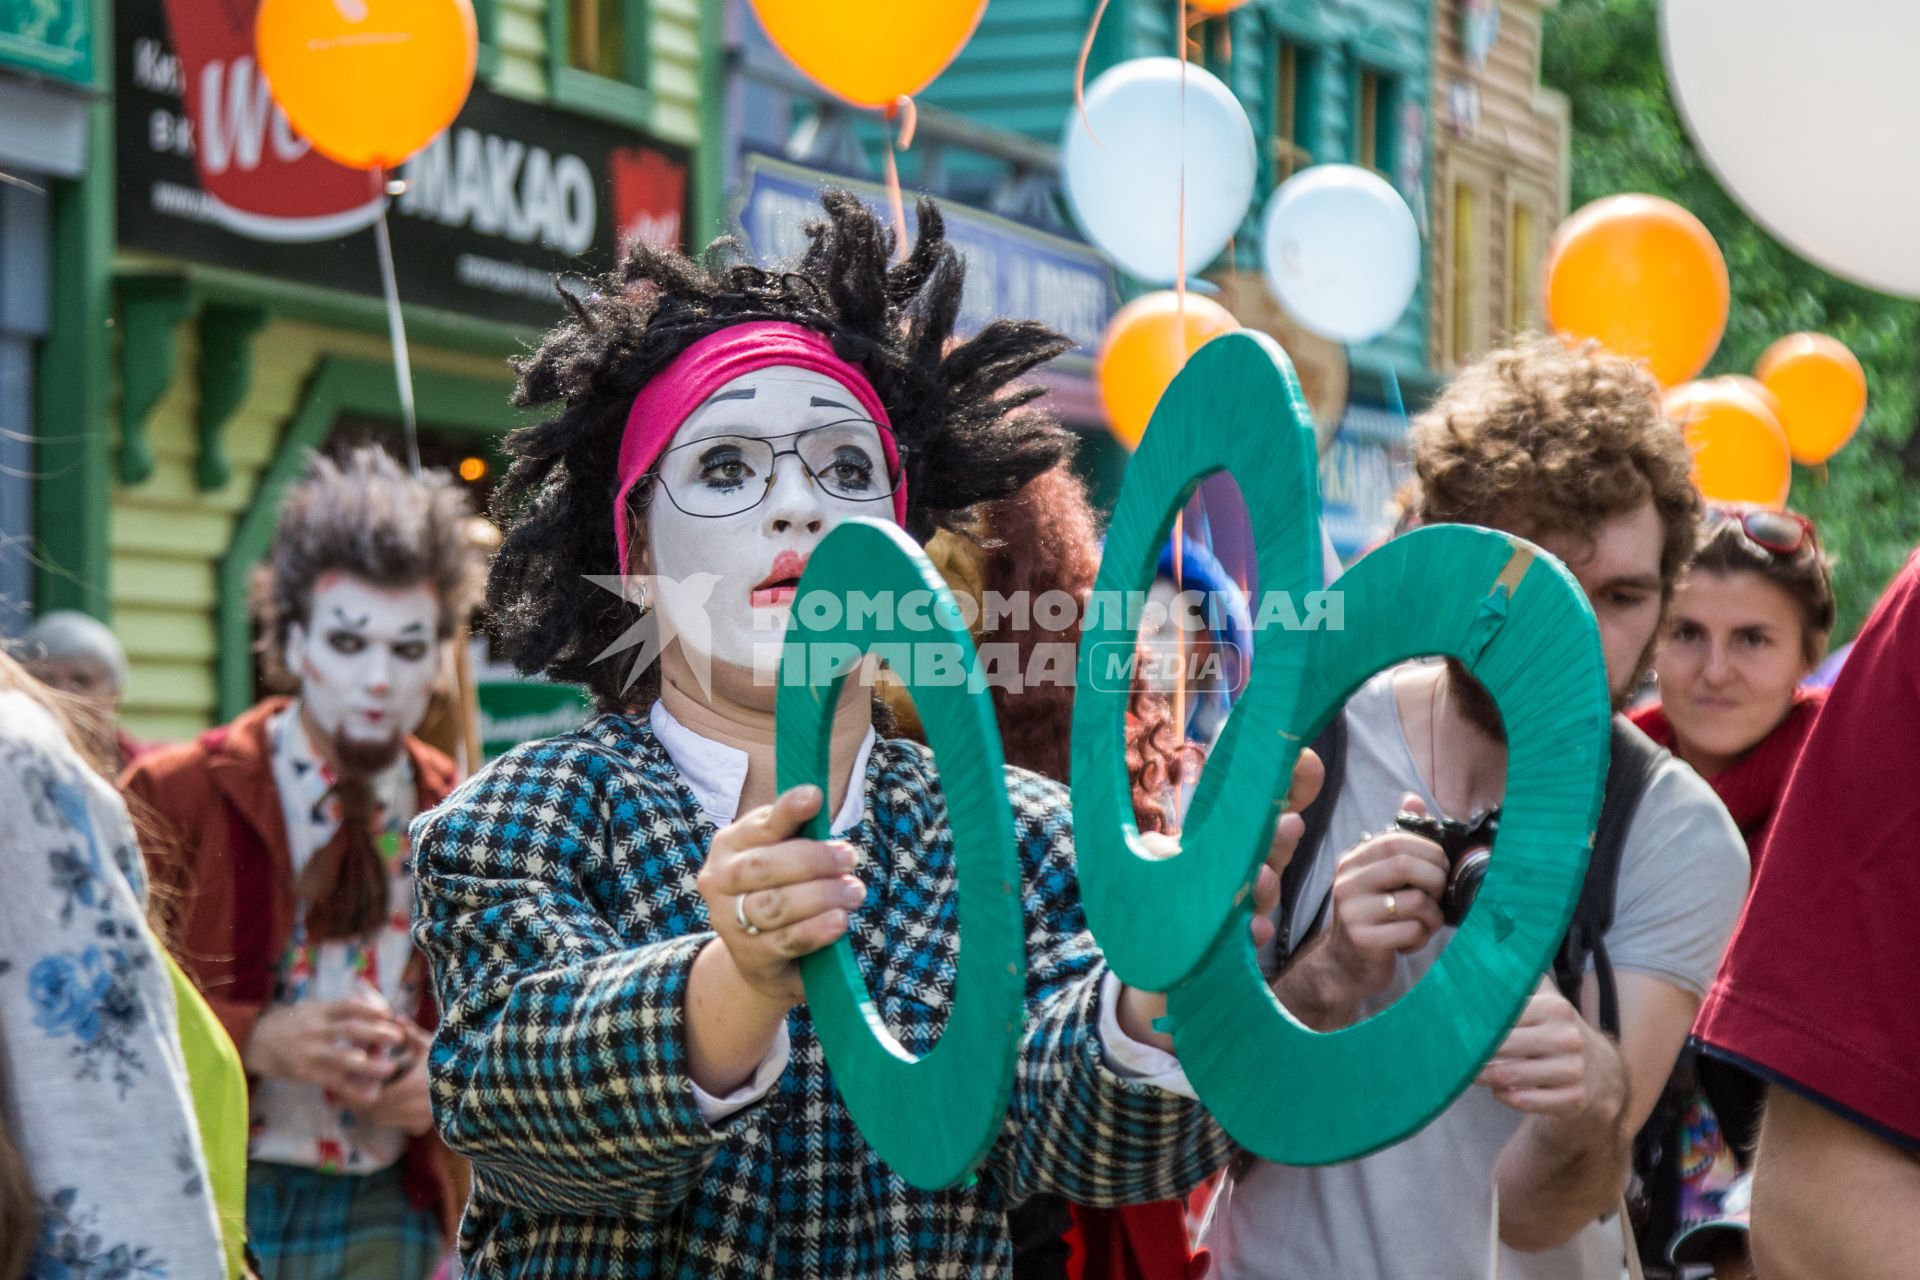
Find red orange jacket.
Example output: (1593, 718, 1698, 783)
(121, 696, 460, 1231)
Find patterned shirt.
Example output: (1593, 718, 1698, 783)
(251, 705, 424, 1173)
(411, 713, 1231, 1278)
(0, 691, 224, 1279)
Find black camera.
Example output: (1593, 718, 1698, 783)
(1392, 808, 1501, 927)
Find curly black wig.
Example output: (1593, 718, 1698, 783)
(488, 189, 1078, 710)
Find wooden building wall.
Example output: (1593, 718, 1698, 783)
(1429, 0, 1569, 371)
(489, 0, 702, 147)
(111, 324, 510, 741)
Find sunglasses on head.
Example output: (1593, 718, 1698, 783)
(1705, 505, 1817, 557)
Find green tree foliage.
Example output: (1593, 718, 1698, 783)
(1544, 0, 1920, 639)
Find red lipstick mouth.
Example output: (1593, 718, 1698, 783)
(751, 550, 809, 607)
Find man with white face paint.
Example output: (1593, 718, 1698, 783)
(125, 447, 482, 1280)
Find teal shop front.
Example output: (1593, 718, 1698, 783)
(0, 0, 93, 635)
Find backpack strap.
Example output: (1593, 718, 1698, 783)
(1272, 712, 1348, 968)
(1554, 716, 1669, 1038)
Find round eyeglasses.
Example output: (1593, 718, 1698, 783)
(1705, 505, 1818, 557)
(648, 420, 902, 520)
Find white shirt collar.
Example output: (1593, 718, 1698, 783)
(649, 700, 873, 835)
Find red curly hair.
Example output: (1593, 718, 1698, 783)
(969, 466, 1198, 835)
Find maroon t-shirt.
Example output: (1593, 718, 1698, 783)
(1696, 549, 1920, 1148)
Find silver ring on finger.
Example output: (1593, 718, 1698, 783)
(1384, 892, 1399, 921)
(734, 893, 763, 937)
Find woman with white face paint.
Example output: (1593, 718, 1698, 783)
(413, 192, 1304, 1279)
(124, 448, 483, 1280)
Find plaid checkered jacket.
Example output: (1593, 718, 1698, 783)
(410, 713, 1231, 1278)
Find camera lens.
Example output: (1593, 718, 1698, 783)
(1443, 847, 1493, 927)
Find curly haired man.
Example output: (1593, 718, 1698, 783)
(1210, 336, 1751, 1280)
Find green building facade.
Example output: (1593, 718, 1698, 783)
(23, 0, 699, 741)
(917, 0, 1439, 557)
(1, 0, 96, 636)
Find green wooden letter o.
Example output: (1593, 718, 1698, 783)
(1163, 524, 1612, 1165)
(1071, 331, 1325, 993)
(775, 518, 1027, 1189)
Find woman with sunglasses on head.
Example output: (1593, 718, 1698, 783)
(408, 193, 1309, 1279)
(1626, 504, 1834, 1280)
(1631, 505, 1833, 860)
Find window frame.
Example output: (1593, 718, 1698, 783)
(1445, 160, 1495, 368)
(1352, 65, 1400, 175)
(546, 0, 653, 127)
(1193, 14, 1233, 76)
(1271, 37, 1320, 184)
(1503, 178, 1555, 340)
(1508, 200, 1535, 335)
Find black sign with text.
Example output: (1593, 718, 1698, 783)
(116, 0, 690, 328)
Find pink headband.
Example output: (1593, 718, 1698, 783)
(611, 320, 906, 571)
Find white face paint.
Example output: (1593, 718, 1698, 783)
(288, 572, 443, 752)
(643, 365, 898, 690)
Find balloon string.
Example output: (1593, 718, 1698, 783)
(893, 93, 919, 149)
(371, 166, 421, 477)
(1172, 0, 1191, 386)
(1383, 362, 1408, 429)
(1074, 0, 1112, 148)
(882, 98, 916, 263)
(1176, 0, 1189, 315)
(1173, 508, 1186, 746)
(1185, 3, 1210, 49)
(1171, 1, 1190, 753)
(1192, 482, 1221, 712)
(1193, 483, 1213, 551)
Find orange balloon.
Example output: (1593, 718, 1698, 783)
(750, 0, 986, 109)
(257, 0, 477, 171)
(1189, 0, 1253, 13)
(1545, 195, 1729, 387)
(1098, 292, 1239, 449)
(1722, 374, 1785, 426)
(1665, 378, 1792, 507)
(1756, 332, 1868, 465)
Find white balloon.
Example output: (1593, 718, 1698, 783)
(1260, 165, 1421, 345)
(1061, 57, 1257, 284)
(1663, 0, 1920, 298)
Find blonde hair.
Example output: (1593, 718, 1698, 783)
(1, 650, 80, 738)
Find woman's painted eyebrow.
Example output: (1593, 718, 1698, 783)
(810, 396, 856, 412)
(704, 388, 756, 406)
